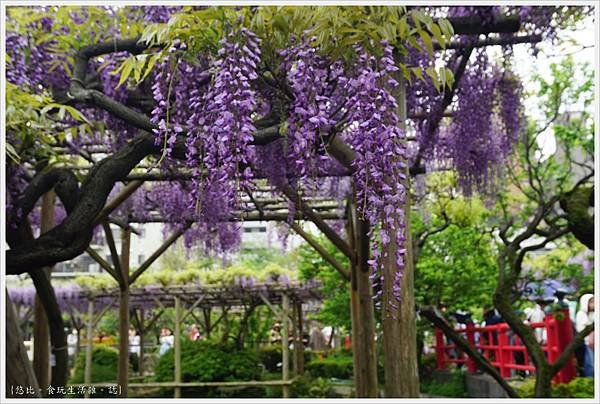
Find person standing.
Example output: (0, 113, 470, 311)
(159, 328, 174, 356)
(128, 328, 141, 373)
(575, 294, 594, 377)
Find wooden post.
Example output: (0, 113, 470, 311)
(281, 293, 290, 399)
(435, 328, 446, 370)
(465, 323, 477, 372)
(138, 309, 145, 377)
(117, 228, 131, 397)
(84, 299, 94, 399)
(291, 303, 299, 375)
(347, 195, 379, 397)
(33, 191, 55, 394)
(295, 301, 305, 375)
(174, 295, 182, 398)
(381, 72, 419, 398)
(347, 205, 364, 396)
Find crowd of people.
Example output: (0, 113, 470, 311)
(434, 290, 595, 378)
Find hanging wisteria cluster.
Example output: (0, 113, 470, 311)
(436, 49, 524, 194)
(6, 4, 579, 311)
(341, 43, 408, 307)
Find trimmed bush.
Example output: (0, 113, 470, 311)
(70, 345, 119, 384)
(517, 377, 594, 398)
(306, 350, 353, 379)
(420, 371, 467, 398)
(154, 340, 262, 397)
(258, 345, 313, 372)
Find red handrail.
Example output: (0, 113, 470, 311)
(434, 309, 576, 384)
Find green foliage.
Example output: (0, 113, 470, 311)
(524, 237, 594, 292)
(154, 340, 261, 397)
(305, 350, 354, 380)
(298, 232, 351, 329)
(257, 345, 312, 373)
(133, 6, 455, 93)
(517, 377, 594, 398)
(5, 82, 90, 166)
(291, 375, 339, 398)
(420, 371, 467, 398)
(74, 262, 296, 291)
(414, 222, 497, 314)
(70, 345, 118, 384)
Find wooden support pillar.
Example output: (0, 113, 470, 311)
(118, 228, 131, 398)
(84, 299, 94, 399)
(33, 191, 55, 394)
(281, 293, 290, 399)
(138, 309, 145, 377)
(294, 302, 305, 375)
(348, 196, 379, 397)
(174, 295, 182, 398)
(381, 74, 419, 398)
(291, 304, 299, 375)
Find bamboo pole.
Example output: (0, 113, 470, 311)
(174, 296, 182, 399)
(281, 293, 290, 399)
(84, 299, 94, 399)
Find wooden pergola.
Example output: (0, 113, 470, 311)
(67, 281, 320, 398)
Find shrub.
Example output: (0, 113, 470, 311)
(517, 377, 594, 398)
(306, 350, 353, 379)
(70, 345, 119, 384)
(420, 371, 467, 398)
(154, 340, 262, 397)
(69, 345, 120, 397)
(264, 375, 339, 398)
(258, 345, 313, 373)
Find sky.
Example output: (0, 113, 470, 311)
(509, 13, 596, 157)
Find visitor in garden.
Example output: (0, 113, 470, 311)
(159, 328, 174, 356)
(308, 323, 328, 352)
(575, 294, 595, 377)
(554, 289, 577, 322)
(189, 324, 201, 341)
(67, 329, 78, 367)
(129, 328, 140, 373)
(525, 299, 548, 344)
(269, 323, 282, 344)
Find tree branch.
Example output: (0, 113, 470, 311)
(419, 305, 520, 398)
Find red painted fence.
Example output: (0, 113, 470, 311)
(435, 309, 576, 383)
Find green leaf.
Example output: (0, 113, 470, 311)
(429, 23, 445, 50)
(115, 57, 134, 88)
(426, 66, 440, 92)
(438, 18, 455, 39)
(6, 143, 20, 163)
(418, 29, 433, 56)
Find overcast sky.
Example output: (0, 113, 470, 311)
(509, 14, 596, 156)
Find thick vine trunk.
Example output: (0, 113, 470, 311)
(6, 290, 41, 398)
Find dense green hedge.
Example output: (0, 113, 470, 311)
(69, 345, 120, 397)
(154, 340, 262, 397)
(517, 377, 594, 398)
(305, 350, 354, 379)
(420, 371, 467, 398)
(258, 345, 313, 372)
(70, 345, 119, 384)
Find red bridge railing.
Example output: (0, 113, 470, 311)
(434, 309, 576, 384)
